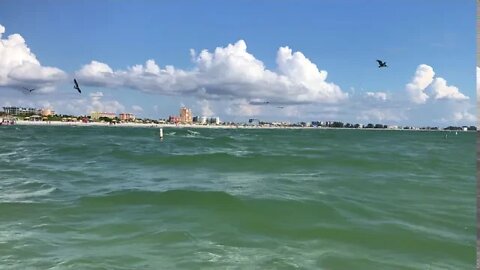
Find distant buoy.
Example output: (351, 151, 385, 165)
(159, 128, 163, 138)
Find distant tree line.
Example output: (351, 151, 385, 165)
(311, 121, 388, 129)
(444, 126, 477, 131)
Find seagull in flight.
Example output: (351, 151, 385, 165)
(376, 60, 387, 68)
(23, 87, 35, 92)
(73, 79, 82, 93)
(249, 100, 270, 105)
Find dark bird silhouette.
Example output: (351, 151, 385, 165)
(249, 100, 270, 105)
(376, 60, 387, 68)
(73, 79, 82, 93)
(23, 87, 35, 92)
(277, 106, 284, 109)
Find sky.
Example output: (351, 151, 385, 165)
(0, 0, 476, 126)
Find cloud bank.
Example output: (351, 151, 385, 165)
(88, 91, 125, 113)
(365, 91, 388, 101)
(0, 24, 66, 90)
(406, 64, 468, 104)
(76, 40, 348, 104)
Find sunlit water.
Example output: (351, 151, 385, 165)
(0, 126, 475, 269)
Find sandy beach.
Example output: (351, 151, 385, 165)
(11, 120, 473, 132)
(13, 120, 262, 129)
(12, 120, 321, 130)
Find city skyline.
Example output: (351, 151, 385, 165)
(4, 104, 477, 132)
(0, 0, 476, 126)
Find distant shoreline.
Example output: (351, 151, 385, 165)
(9, 120, 476, 132)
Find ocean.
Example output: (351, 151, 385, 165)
(0, 125, 476, 269)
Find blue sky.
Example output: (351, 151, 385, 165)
(0, 0, 476, 126)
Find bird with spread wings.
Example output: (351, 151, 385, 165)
(73, 79, 82, 93)
(376, 60, 387, 68)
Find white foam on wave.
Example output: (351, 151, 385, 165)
(0, 151, 17, 157)
(181, 134, 214, 140)
(0, 187, 57, 202)
(230, 150, 251, 157)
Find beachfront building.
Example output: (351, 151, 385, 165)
(168, 115, 180, 124)
(3, 107, 21, 115)
(29, 115, 43, 121)
(41, 108, 55, 116)
(200, 116, 207, 125)
(90, 112, 116, 120)
(2, 106, 40, 115)
(179, 107, 193, 124)
(209, 117, 220, 125)
(119, 113, 135, 121)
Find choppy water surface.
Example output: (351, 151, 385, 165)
(0, 126, 475, 269)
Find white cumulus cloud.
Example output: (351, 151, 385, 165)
(225, 99, 262, 117)
(358, 108, 406, 123)
(88, 91, 124, 113)
(365, 91, 387, 101)
(406, 64, 468, 104)
(76, 40, 348, 104)
(452, 111, 475, 122)
(428, 77, 468, 101)
(0, 24, 66, 90)
(196, 99, 215, 117)
(406, 64, 434, 104)
(76, 61, 116, 87)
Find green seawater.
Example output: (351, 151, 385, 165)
(0, 126, 476, 269)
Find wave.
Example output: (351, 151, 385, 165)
(80, 189, 243, 208)
(78, 188, 339, 214)
(79, 189, 341, 232)
(109, 150, 324, 170)
(0, 186, 57, 202)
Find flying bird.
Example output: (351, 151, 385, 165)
(249, 101, 270, 105)
(376, 60, 387, 68)
(277, 106, 284, 109)
(23, 87, 35, 92)
(73, 79, 82, 93)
